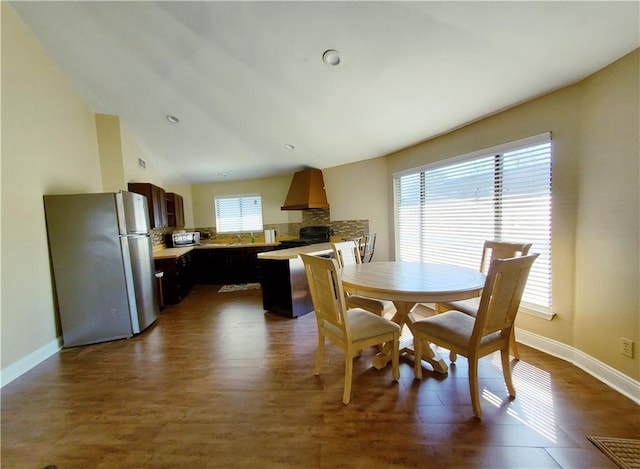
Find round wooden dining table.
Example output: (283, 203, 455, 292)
(341, 261, 486, 374)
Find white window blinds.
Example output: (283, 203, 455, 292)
(394, 133, 552, 314)
(214, 194, 264, 233)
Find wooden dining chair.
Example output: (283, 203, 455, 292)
(360, 233, 377, 263)
(300, 253, 401, 405)
(412, 253, 539, 419)
(413, 241, 531, 361)
(341, 236, 363, 251)
(331, 241, 396, 317)
(435, 240, 532, 359)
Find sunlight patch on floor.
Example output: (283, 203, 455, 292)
(487, 354, 558, 443)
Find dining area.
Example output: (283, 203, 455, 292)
(3, 257, 635, 468)
(300, 239, 538, 418)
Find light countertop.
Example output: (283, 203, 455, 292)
(197, 241, 279, 249)
(257, 242, 333, 260)
(153, 246, 194, 260)
(153, 242, 280, 260)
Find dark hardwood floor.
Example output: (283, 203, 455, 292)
(2, 284, 638, 468)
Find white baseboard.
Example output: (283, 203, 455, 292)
(1, 336, 62, 387)
(517, 328, 640, 405)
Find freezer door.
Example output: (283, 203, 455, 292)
(122, 234, 159, 332)
(117, 191, 151, 235)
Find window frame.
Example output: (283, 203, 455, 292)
(213, 193, 264, 234)
(393, 132, 554, 320)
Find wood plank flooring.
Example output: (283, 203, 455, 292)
(2, 284, 639, 468)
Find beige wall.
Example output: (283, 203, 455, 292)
(1, 4, 103, 368)
(97, 113, 168, 194)
(323, 157, 392, 262)
(96, 114, 126, 193)
(191, 174, 302, 229)
(121, 120, 165, 189)
(574, 51, 639, 378)
(384, 50, 639, 379)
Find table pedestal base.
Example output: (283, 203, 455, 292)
(371, 301, 449, 375)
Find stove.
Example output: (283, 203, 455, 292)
(279, 226, 332, 248)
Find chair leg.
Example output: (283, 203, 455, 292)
(413, 335, 423, 379)
(343, 351, 353, 405)
(468, 356, 482, 419)
(314, 335, 325, 376)
(391, 334, 400, 382)
(449, 350, 458, 363)
(501, 348, 516, 398)
(509, 329, 520, 360)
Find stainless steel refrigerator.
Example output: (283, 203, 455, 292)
(44, 191, 159, 347)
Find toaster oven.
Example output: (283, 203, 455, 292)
(166, 231, 200, 247)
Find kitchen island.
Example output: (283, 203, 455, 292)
(257, 243, 333, 318)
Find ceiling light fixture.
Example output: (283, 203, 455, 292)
(284, 143, 295, 151)
(322, 49, 341, 67)
(166, 114, 180, 124)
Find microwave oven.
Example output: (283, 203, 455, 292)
(166, 231, 200, 247)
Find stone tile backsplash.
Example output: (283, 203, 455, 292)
(155, 209, 371, 246)
(152, 227, 172, 246)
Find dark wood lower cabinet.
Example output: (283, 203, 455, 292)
(193, 246, 278, 285)
(154, 252, 194, 305)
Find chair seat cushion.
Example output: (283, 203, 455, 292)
(439, 297, 480, 317)
(348, 295, 396, 316)
(412, 310, 500, 351)
(325, 308, 400, 342)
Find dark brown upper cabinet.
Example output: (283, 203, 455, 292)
(127, 183, 168, 228)
(166, 192, 185, 228)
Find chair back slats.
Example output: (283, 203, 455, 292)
(472, 254, 539, 341)
(361, 234, 377, 263)
(300, 254, 349, 334)
(479, 241, 532, 273)
(332, 241, 362, 267)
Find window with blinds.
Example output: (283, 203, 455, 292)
(394, 133, 553, 316)
(214, 194, 264, 233)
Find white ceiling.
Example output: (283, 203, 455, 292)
(11, 1, 640, 184)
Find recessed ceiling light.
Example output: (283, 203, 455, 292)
(166, 114, 180, 124)
(284, 143, 295, 151)
(322, 49, 341, 67)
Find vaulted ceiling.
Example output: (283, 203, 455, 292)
(11, 1, 639, 184)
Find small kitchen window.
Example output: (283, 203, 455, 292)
(214, 194, 264, 233)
